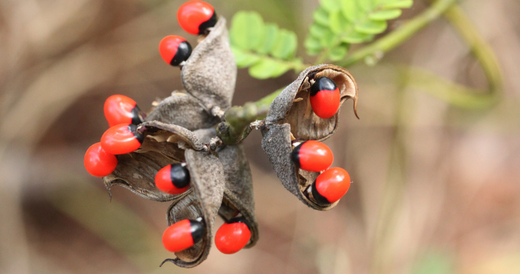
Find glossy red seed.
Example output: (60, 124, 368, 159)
(215, 221, 251, 254)
(162, 219, 205, 252)
(291, 140, 333, 172)
(155, 164, 190, 195)
(162, 220, 194, 252)
(177, 1, 216, 35)
(159, 35, 192, 66)
(104, 95, 141, 127)
(314, 167, 351, 204)
(310, 77, 340, 119)
(100, 124, 143, 155)
(84, 142, 117, 177)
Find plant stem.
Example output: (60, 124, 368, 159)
(399, 4, 503, 109)
(339, 0, 458, 67)
(443, 5, 503, 92)
(216, 88, 283, 145)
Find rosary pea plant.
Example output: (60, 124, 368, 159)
(83, 0, 502, 269)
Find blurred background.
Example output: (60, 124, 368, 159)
(1, 0, 520, 273)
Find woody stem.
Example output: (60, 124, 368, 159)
(216, 89, 282, 145)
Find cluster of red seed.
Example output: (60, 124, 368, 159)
(158, 0, 217, 67)
(84, 94, 142, 177)
(84, 1, 251, 256)
(292, 78, 351, 204)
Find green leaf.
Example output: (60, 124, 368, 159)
(271, 29, 297, 59)
(329, 45, 348, 61)
(319, 28, 336, 48)
(249, 59, 291, 79)
(230, 11, 265, 51)
(320, 0, 341, 13)
(257, 23, 279, 54)
(229, 11, 304, 79)
(313, 7, 330, 27)
(303, 0, 412, 62)
(382, 0, 413, 9)
(355, 19, 387, 34)
(309, 24, 329, 39)
(305, 36, 322, 56)
(231, 47, 260, 67)
(341, 0, 359, 22)
(357, 0, 372, 12)
(329, 10, 351, 34)
(341, 31, 374, 43)
(369, 9, 402, 20)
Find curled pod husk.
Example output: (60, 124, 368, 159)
(217, 145, 258, 248)
(145, 92, 220, 130)
(265, 64, 358, 141)
(261, 64, 359, 210)
(103, 121, 207, 202)
(181, 17, 236, 112)
(163, 149, 225, 268)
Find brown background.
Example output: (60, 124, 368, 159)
(1, 0, 520, 273)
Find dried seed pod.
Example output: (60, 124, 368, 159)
(103, 121, 206, 201)
(163, 149, 225, 268)
(261, 65, 359, 210)
(181, 17, 236, 111)
(145, 92, 219, 130)
(265, 64, 358, 141)
(217, 145, 258, 248)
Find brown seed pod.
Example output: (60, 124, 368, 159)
(265, 64, 358, 141)
(181, 17, 236, 112)
(103, 121, 207, 202)
(261, 64, 359, 210)
(145, 92, 220, 130)
(217, 145, 258, 248)
(163, 149, 225, 268)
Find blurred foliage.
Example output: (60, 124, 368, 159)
(230, 11, 305, 79)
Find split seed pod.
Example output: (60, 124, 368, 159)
(261, 64, 359, 210)
(181, 17, 236, 112)
(217, 145, 259, 248)
(145, 91, 219, 130)
(99, 13, 252, 267)
(103, 121, 207, 201)
(163, 149, 225, 268)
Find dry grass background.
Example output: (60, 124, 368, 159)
(1, 0, 520, 273)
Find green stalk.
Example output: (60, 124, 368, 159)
(443, 5, 503, 92)
(216, 88, 283, 145)
(399, 4, 503, 109)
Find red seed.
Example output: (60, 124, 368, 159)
(100, 124, 143, 155)
(159, 35, 192, 66)
(84, 142, 117, 177)
(215, 219, 251, 254)
(177, 1, 217, 35)
(162, 219, 205, 252)
(155, 164, 190, 195)
(310, 77, 340, 119)
(312, 167, 351, 204)
(104, 95, 142, 127)
(291, 140, 333, 172)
